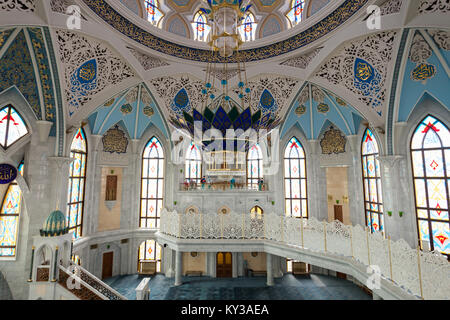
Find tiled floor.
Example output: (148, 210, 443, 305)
(104, 274, 372, 300)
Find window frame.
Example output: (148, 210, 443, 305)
(144, 0, 164, 27)
(192, 11, 211, 42)
(239, 12, 257, 42)
(0, 161, 24, 258)
(247, 143, 263, 190)
(283, 136, 308, 218)
(361, 128, 385, 233)
(140, 136, 165, 229)
(286, 0, 306, 27)
(137, 239, 161, 273)
(185, 142, 202, 184)
(410, 115, 450, 255)
(66, 128, 88, 239)
(0, 104, 29, 150)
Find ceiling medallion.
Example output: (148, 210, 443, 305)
(295, 105, 306, 116)
(143, 105, 154, 117)
(120, 103, 133, 115)
(317, 103, 329, 114)
(102, 125, 129, 154)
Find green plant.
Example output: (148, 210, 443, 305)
(174, 201, 177, 206)
(399, 211, 404, 217)
(336, 200, 340, 204)
(271, 201, 275, 206)
(387, 211, 392, 217)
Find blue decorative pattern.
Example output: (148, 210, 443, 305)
(69, 59, 98, 115)
(353, 58, 383, 114)
(81, 0, 368, 63)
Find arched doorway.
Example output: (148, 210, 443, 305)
(216, 252, 232, 278)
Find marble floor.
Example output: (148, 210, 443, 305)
(104, 273, 372, 300)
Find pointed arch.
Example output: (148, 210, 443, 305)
(0, 104, 29, 150)
(0, 161, 24, 257)
(286, 0, 305, 27)
(140, 136, 165, 228)
(137, 239, 161, 273)
(192, 11, 211, 42)
(238, 12, 257, 42)
(247, 143, 263, 190)
(145, 0, 164, 27)
(284, 137, 308, 218)
(66, 128, 88, 238)
(361, 128, 384, 233)
(250, 205, 263, 220)
(185, 141, 202, 184)
(410, 115, 450, 254)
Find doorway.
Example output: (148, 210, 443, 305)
(102, 252, 114, 280)
(216, 252, 232, 278)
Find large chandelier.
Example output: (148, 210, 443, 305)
(170, 1, 280, 178)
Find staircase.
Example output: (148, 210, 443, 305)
(58, 263, 127, 300)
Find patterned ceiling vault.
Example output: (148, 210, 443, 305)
(379, 0, 402, 15)
(150, 75, 219, 119)
(409, 32, 436, 83)
(316, 31, 398, 117)
(320, 126, 347, 155)
(55, 30, 135, 117)
(281, 48, 322, 69)
(0, 0, 35, 12)
(50, 0, 87, 20)
(281, 82, 363, 139)
(81, 0, 369, 63)
(232, 75, 299, 120)
(127, 46, 170, 71)
(87, 83, 169, 139)
(418, 0, 450, 14)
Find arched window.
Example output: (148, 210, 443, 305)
(67, 128, 87, 239)
(361, 128, 384, 233)
(192, 11, 211, 42)
(138, 239, 161, 272)
(247, 144, 263, 190)
(145, 0, 164, 27)
(250, 206, 263, 219)
(286, 0, 305, 27)
(411, 115, 449, 254)
(185, 142, 202, 184)
(0, 161, 24, 257)
(0, 105, 29, 150)
(238, 12, 257, 42)
(284, 137, 308, 218)
(141, 136, 164, 228)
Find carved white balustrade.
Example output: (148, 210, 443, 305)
(159, 209, 450, 300)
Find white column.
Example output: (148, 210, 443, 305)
(174, 250, 183, 286)
(266, 253, 274, 286)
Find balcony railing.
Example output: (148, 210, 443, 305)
(180, 182, 268, 191)
(160, 209, 450, 300)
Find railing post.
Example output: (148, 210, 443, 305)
(221, 214, 224, 239)
(300, 216, 304, 249)
(178, 214, 181, 238)
(200, 213, 203, 239)
(417, 246, 424, 299)
(242, 213, 245, 239)
(350, 227, 354, 259)
(388, 236, 393, 281)
(366, 227, 371, 266)
(323, 221, 327, 253)
(263, 214, 266, 240)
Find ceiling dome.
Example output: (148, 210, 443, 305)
(40, 210, 69, 237)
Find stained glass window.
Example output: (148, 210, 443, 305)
(192, 11, 211, 42)
(145, 0, 164, 27)
(238, 12, 257, 42)
(247, 144, 263, 190)
(284, 137, 308, 218)
(66, 128, 87, 239)
(0, 161, 23, 257)
(250, 206, 263, 220)
(411, 115, 450, 255)
(286, 0, 305, 27)
(361, 128, 384, 233)
(138, 239, 161, 272)
(141, 137, 164, 228)
(0, 105, 29, 150)
(185, 142, 202, 184)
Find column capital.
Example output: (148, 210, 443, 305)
(376, 155, 404, 169)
